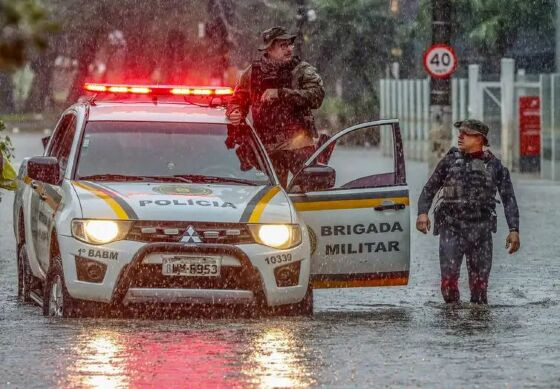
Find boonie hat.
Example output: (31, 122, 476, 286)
(258, 26, 296, 51)
(454, 119, 490, 145)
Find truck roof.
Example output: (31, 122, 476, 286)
(87, 102, 229, 123)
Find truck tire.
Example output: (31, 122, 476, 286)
(42, 257, 76, 318)
(270, 285, 314, 317)
(17, 244, 34, 304)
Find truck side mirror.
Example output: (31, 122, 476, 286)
(27, 156, 60, 186)
(41, 136, 51, 150)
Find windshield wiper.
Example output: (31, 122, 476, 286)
(78, 173, 263, 185)
(78, 174, 191, 183)
(172, 174, 262, 186)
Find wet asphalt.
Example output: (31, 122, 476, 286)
(1, 133, 559, 388)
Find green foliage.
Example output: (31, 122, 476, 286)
(412, 0, 555, 73)
(0, 0, 58, 70)
(461, 0, 555, 53)
(0, 120, 14, 160)
(306, 0, 397, 126)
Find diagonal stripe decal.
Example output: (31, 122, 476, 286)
(239, 186, 272, 223)
(247, 186, 281, 223)
(73, 181, 137, 220)
(83, 181, 139, 219)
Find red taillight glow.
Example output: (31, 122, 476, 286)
(84, 83, 233, 97)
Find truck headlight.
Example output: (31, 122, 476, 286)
(72, 219, 132, 245)
(248, 224, 302, 249)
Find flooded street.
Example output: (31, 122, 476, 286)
(1, 134, 559, 387)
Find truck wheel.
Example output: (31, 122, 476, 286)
(288, 285, 313, 316)
(272, 285, 314, 317)
(17, 244, 34, 303)
(43, 257, 76, 318)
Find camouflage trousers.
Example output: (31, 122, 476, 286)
(439, 225, 493, 304)
(268, 146, 315, 188)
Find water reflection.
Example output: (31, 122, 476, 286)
(244, 327, 315, 388)
(435, 303, 496, 336)
(71, 331, 128, 389)
(66, 327, 241, 388)
(122, 331, 241, 388)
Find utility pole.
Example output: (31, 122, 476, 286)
(295, 0, 306, 57)
(428, 0, 452, 169)
(556, 0, 560, 72)
(206, 0, 234, 84)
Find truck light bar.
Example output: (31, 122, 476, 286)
(84, 83, 233, 96)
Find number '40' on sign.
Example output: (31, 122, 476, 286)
(423, 44, 458, 79)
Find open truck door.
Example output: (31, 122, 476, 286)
(288, 119, 410, 288)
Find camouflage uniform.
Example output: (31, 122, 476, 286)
(418, 120, 519, 304)
(226, 30, 324, 186)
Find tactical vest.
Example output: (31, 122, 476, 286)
(250, 57, 310, 145)
(439, 149, 498, 221)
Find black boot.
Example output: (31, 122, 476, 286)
(470, 288, 488, 304)
(441, 278, 460, 303)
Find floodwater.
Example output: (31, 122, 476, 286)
(1, 133, 559, 387)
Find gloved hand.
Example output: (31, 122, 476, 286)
(227, 109, 243, 126)
(505, 231, 520, 254)
(260, 88, 278, 103)
(416, 213, 431, 234)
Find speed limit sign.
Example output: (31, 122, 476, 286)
(423, 44, 458, 79)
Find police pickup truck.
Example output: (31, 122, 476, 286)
(13, 84, 410, 317)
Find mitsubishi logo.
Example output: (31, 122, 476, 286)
(180, 225, 202, 243)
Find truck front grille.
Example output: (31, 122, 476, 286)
(126, 221, 254, 244)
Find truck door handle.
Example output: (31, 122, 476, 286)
(39, 193, 48, 201)
(374, 203, 406, 211)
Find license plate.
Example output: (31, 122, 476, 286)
(162, 256, 221, 277)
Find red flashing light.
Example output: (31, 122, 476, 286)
(108, 86, 129, 93)
(170, 87, 233, 96)
(192, 89, 213, 96)
(84, 83, 232, 97)
(169, 88, 191, 95)
(215, 88, 234, 95)
(84, 84, 107, 92)
(129, 87, 151, 94)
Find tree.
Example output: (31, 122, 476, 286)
(0, 0, 56, 113)
(411, 0, 556, 75)
(307, 0, 400, 126)
(461, 0, 555, 72)
(0, 0, 55, 69)
(0, 0, 55, 157)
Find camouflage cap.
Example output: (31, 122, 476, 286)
(258, 26, 296, 51)
(454, 119, 490, 145)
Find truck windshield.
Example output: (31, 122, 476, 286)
(75, 121, 271, 186)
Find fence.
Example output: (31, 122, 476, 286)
(540, 73, 560, 181)
(379, 59, 559, 181)
(379, 77, 467, 161)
